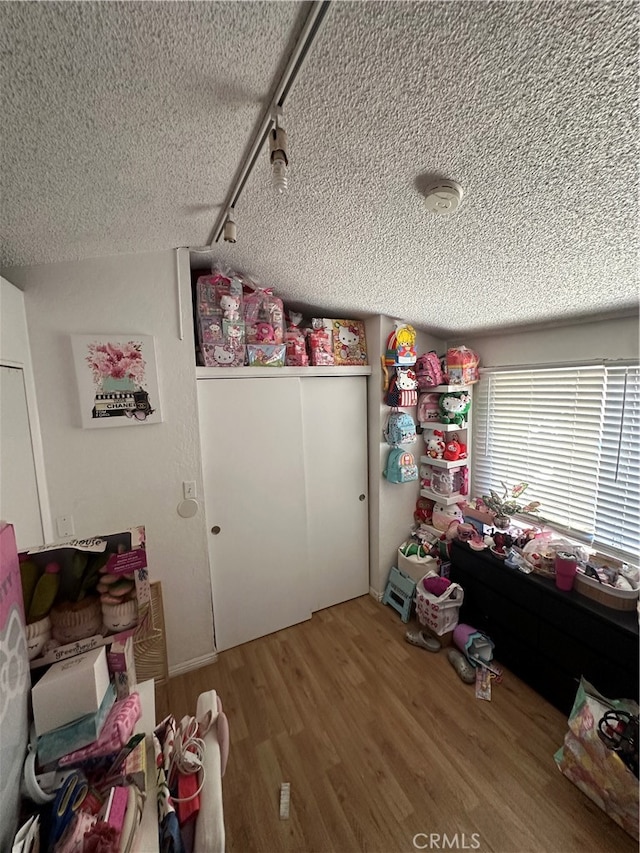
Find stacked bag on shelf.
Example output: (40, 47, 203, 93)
(194, 265, 368, 368)
(195, 268, 286, 367)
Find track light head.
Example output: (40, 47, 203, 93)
(223, 208, 237, 243)
(269, 107, 289, 194)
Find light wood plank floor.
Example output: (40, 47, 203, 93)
(157, 595, 637, 853)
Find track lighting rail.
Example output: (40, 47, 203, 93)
(207, 0, 331, 246)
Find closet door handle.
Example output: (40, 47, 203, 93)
(359, 494, 366, 502)
(211, 525, 221, 535)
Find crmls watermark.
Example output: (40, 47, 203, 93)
(413, 832, 481, 850)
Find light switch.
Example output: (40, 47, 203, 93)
(56, 515, 75, 538)
(183, 481, 197, 500)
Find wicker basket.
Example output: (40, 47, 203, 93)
(133, 581, 169, 686)
(574, 572, 639, 611)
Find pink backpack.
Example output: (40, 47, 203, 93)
(417, 392, 441, 424)
(415, 351, 444, 390)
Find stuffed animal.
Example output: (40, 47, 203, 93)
(255, 322, 275, 343)
(443, 434, 467, 461)
(220, 294, 240, 321)
(439, 391, 471, 426)
(432, 502, 464, 532)
(414, 497, 434, 526)
(425, 430, 445, 459)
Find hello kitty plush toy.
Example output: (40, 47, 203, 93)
(443, 435, 467, 461)
(439, 391, 471, 426)
(220, 294, 240, 322)
(255, 322, 275, 343)
(432, 502, 464, 532)
(425, 430, 445, 459)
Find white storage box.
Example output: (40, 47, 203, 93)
(32, 646, 110, 736)
(415, 571, 464, 636)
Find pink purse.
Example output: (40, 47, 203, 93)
(59, 692, 141, 766)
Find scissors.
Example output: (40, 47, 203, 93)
(49, 771, 89, 849)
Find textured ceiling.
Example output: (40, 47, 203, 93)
(0, 1, 307, 263)
(2, 1, 638, 335)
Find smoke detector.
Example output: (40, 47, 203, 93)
(424, 180, 464, 216)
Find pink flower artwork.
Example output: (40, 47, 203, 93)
(86, 341, 146, 387)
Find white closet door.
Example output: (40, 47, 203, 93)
(301, 376, 369, 611)
(197, 377, 311, 651)
(0, 365, 44, 549)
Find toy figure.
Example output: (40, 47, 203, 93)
(220, 294, 240, 322)
(425, 430, 446, 459)
(432, 502, 464, 532)
(443, 434, 467, 461)
(255, 322, 275, 343)
(439, 391, 471, 426)
(414, 497, 434, 525)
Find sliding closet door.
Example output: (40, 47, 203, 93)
(0, 365, 44, 549)
(197, 377, 311, 651)
(301, 376, 369, 611)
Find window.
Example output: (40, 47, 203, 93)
(472, 362, 640, 562)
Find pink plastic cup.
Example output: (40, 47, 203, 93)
(555, 552, 578, 591)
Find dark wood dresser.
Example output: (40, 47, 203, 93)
(449, 540, 639, 715)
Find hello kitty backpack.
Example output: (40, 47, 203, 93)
(415, 351, 444, 390)
(385, 367, 418, 407)
(384, 410, 417, 446)
(417, 392, 441, 424)
(384, 448, 419, 483)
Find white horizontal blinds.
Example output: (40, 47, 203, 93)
(473, 366, 606, 541)
(593, 365, 640, 556)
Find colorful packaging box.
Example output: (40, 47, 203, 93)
(107, 636, 137, 700)
(331, 319, 367, 366)
(22, 526, 151, 670)
(246, 343, 286, 367)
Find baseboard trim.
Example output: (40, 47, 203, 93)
(369, 587, 383, 602)
(168, 650, 218, 678)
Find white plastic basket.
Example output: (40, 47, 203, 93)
(415, 571, 464, 636)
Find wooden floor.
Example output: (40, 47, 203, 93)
(157, 595, 636, 853)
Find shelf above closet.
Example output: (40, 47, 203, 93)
(196, 365, 372, 379)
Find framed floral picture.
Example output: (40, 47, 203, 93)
(71, 334, 163, 428)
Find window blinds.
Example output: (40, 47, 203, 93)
(472, 363, 639, 561)
(594, 364, 640, 556)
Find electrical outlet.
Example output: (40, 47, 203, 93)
(183, 481, 197, 500)
(56, 515, 75, 538)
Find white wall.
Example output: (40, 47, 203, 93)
(4, 252, 215, 672)
(366, 316, 445, 594)
(459, 313, 639, 367)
